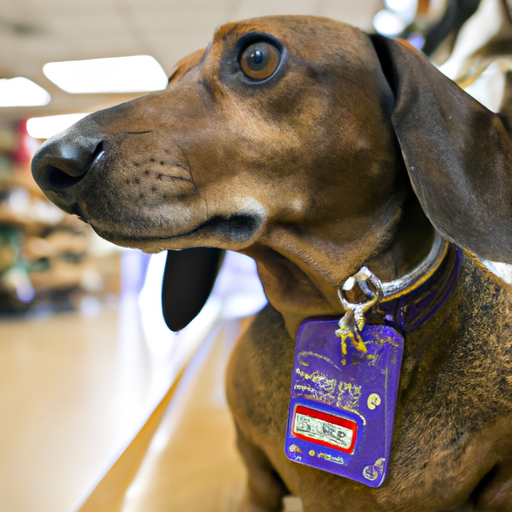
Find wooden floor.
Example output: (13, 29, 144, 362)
(112, 320, 248, 512)
(0, 305, 140, 512)
(0, 293, 221, 512)
(0, 297, 302, 512)
(75, 316, 304, 512)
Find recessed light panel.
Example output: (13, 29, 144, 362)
(27, 113, 89, 139)
(0, 77, 51, 107)
(43, 55, 169, 94)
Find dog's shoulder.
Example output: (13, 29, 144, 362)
(403, 251, 512, 410)
(395, 250, 512, 450)
(456, 251, 512, 347)
(376, 252, 512, 508)
(451, 253, 512, 409)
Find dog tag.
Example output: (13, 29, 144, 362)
(285, 268, 404, 488)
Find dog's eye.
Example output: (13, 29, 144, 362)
(240, 42, 280, 80)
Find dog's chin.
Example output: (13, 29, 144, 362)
(89, 212, 266, 253)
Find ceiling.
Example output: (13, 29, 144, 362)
(0, 0, 383, 123)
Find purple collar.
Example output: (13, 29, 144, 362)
(366, 237, 462, 334)
(284, 235, 462, 486)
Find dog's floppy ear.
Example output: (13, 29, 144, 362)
(161, 248, 225, 331)
(370, 34, 512, 263)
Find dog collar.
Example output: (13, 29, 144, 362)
(285, 233, 462, 487)
(366, 233, 462, 334)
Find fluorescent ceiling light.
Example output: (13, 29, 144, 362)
(0, 77, 51, 107)
(43, 55, 168, 94)
(27, 113, 89, 139)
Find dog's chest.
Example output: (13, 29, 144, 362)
(227, 258, 512, 510)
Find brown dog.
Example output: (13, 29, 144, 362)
(31, 16, 512, 512)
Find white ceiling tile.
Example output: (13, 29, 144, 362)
(125, 0, 235, 8)
(0, 0, 382, 120)
(317, 0, 383, 31)
(234, 0, 319, 20)
(45, 15, 128, 38)
(146, 30, 213, 72)
(128, 7, 228, 32)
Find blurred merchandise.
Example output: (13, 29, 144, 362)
(377, 0, 512, 120)
(0, 119, 121, 314)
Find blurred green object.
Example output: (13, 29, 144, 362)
(0, 155, 10, 176)
(0, 224, 21, 274)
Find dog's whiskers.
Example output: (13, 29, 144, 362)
(176, 148, 200, 196)
(156, 173, 199, 196)
(169, 162, 190, 172)
(158, 174, 192, 183)
(123, 130, 153, 135)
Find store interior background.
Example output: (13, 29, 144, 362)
(0, 1, 498, 511)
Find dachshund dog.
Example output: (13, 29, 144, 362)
(31, 16, 512, 512)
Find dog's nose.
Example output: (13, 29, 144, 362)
(31, 134, 104, 213)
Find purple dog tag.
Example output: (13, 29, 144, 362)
(285, 318, 404, 487)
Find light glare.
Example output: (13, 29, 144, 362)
(27, 113, 89, 139)
(0, 77, 51, 107)
(384, 0, 418, 25)
(373, 10, 406, 36)
(43, 55, 169, 94)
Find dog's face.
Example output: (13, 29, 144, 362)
(32, 17, 403, 261)
(32, 15, 512, 330)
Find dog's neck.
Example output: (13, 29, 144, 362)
(243, 196, 436, 338)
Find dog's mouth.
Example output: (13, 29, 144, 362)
(88, 212, 265, 252)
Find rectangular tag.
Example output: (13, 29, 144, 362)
(292, 405, 358, 453)
(284, 319, 404, 487)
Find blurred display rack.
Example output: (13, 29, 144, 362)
(0, 121, 121, 315)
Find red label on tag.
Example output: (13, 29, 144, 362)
(292, 405, 358, 454)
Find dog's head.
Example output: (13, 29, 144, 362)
(31, 16, 512, 330)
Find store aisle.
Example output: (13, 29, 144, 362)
(0, 292, 218, 512)
(75, 314, 303, 512)
(0, 248, 269, 512)
(0, 304, 147, 512)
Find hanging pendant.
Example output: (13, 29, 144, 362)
(284, 267, 404, 488)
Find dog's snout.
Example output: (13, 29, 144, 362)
(31, 134, 105, 212)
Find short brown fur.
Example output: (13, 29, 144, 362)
(31, 16, 512, 511)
